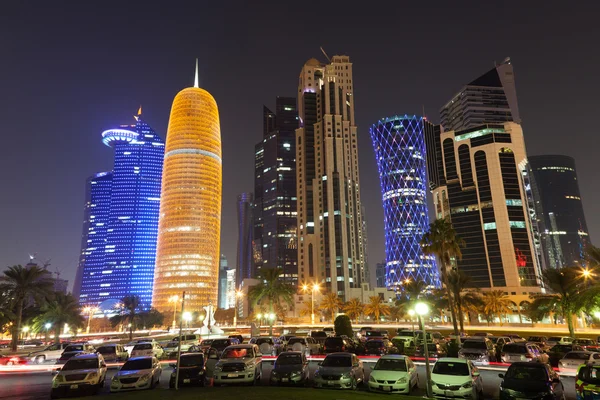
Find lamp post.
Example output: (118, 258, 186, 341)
(44, 323, 52, 345)
(415, 302, 432, 398)
(22, 326, 30, 341)
(408, 309, 416, 346)
(169, 295, 180, 330)
(83, 306, 98, 334)
(302, 282, 320, 325)
(233, 290, 243, 329)
(183, 312, 192, 329)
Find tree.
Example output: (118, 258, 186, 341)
(364, 296, 391, 323)
(0, 265, 54, 351)
(447, 270, 482, 332)
(343, 298, 363, 323)
(482, 290, 513, 326)
(248, 268, 295, 335)
(32, 292, 84, 344)
(420, 218, 465, 338)
(334, 314, 353, 337)
(319, 292, 343, 323)
(137, 308, 165, 329)
(395, 279, 429, 316)
(109, 295, 140, 340)
(298, 300, 313, 320)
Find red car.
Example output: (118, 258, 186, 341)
(0, 354, 28, 365)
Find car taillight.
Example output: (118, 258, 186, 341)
(501, 353, 505, 357)
(341, 346, 346, 351)
(525, 354, 533, 358)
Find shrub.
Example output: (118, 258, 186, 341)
(334, 314, 353, 337)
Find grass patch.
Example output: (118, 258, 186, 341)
(85, 386, 413, 400)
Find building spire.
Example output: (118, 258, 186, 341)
(137, 105, 142, 116)
(194, 58, 199, 88)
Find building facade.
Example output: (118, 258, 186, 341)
(295, 55, 365, 300)
(236, 192, 254, 283)
(153, 64, 222, 313)
(375, 262, 386, 288)
(218, 254, 229, 309)
(253, 97, 298, 282)
(76, 108, 164, 309)
(370, 115, 439, 289)
(440, 58, 520, 132)
(529, 155, 591, 269)
(426, 122, 542, 294)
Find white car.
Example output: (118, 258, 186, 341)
(124, 339, 158, 355)
(286, 337, 321, 355)
(29, 343, 71, 364)
(213, 344, 263, 385)
(431, 358, 483, 400)
(51, 353, 107, 399)
(546, 336, 574, 348)
(368, 354, 418, 394)
(110, 356, 162, 392)
(559, 351, 600, 373)
(162, 341, 192, 358)
(131, 342, 164, 359)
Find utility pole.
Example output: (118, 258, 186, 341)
(174, 291, 186, 390)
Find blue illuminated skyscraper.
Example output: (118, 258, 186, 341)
(76, 108, 164, 310)
(370, 115, 439, 289)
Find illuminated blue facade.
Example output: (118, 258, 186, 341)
(370, 115, 440, 289)
(76, 110, 164, 310)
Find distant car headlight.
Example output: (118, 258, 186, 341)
(462, 381, 473, 388)
(370, 375, 376, 382)
(397, 377, 408, 384)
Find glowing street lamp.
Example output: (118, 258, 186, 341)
(414, 302, 432, 398)
(169, 295, 180, 329)
(233, 290, 243, 329)
(44, 323, 52, 344)
(302, 282, 321, 325)
(83, 306, 99, 334)
(183, 312, 192, 328)
(22, 326, 30, 340)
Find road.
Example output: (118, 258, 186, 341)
(0, 360, 577, 400)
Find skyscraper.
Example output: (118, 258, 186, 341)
(153, 62, 222, 313)
(76, 108, 165, 309)
(370, 115, 439, 289)
(426, 122, 542, 293)
(440, 58, 520, 132)
(529, 155, 591, 268)
(218, 254, 229, 309)
(296, 55, 365, 300)
(236, 192, 254, 284)
(253, 97, 298, 281)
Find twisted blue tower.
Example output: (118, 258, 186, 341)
(370, 115, 440, 289)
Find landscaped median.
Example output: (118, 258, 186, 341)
(84, 386, 417, 400)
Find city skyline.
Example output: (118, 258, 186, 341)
(2, 2, 599, 289)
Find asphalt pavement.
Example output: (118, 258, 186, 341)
(0, 361, 577, 400)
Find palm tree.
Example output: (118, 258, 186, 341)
(364, 296, 391, 323)
(420, 218, 465, 338)
(248, 268, 295, 335)
(0, 265, 54, 351)
(447, 270, 481, 332)
(319, 292, 343, 323)
(395, 279, 429, 316)
(109, 295, 140, 340)
(298, 300, 313, 320)
(343, 298, 363, 323)
(32, 293, 84, 344)
(482, 290, 513, 326)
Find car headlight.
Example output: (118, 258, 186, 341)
(139, 374, 151, 382)
(198, 370, 204, 376)
(171, 372, 176, 378)
(246, 362, 256, 370)
(54, 375, 64, 383)
(397, 377, 408, 384)
(214, 365, 222, 372)
(370, 375, 376, 382)
(341, 372, 351, 379)
(271, 370, 278, 376)
(291, 371, 300, 376)
(87, 372, 98, 379)
(462, 381, 473, 388)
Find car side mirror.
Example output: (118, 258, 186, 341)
(472, 371, 480, 377)
(552, 377, 560, 384)
(353, 363, 359, 367)
(498, 373, 504, 379)
(317, 362, 322, 366)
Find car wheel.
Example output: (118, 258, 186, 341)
(36, 355, 46, 364)
(351, 377, 357, 390)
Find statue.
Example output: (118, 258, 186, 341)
(194, 301, 224, 337)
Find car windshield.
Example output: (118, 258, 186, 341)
(528, 337, 543, 342)
(324, 338, 343, 346)
(579, 365, 600, 384)
(322, 355, 352, 367)
(552, 345, 572, 352)
(311, 332, 327, 338)
(463, 341, 486, 349)
(222, 348, 250, 358)
(505, 365, 547, 380)
(565, 352, 591, 360)
(398, 331, 415, 337)
(367, 341, 384, 347)
(374, 359, 407, 371)
(165, 342, 179, 348)
(201, 339, 213, 345)
(432, 361, 469, 376)
(180, 355, 204, 367)
(212, 340, 230, 348)
(63, 359, 98, 371)
(96, 346, 116, 354)
(288, 338, 305, 345)
(255, 338, 273, 345)
(503, 344, 528, 354)
(133, 344, 152, 350)
(121, 359, 152, 371)
(366, 331, 381, 337)
(277, 354, 303, 365)
(575, 340, 594, 345)
(65, 345, 84, 351)
(548, 337, 562, 342)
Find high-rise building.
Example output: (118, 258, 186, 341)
(529, 155, 591, 269)
(236, 193, 254, 284)
(370, 115, 440, 289)
(218, 254, 229, 309)
(296, 55, 365, 300)
(375, 262, 386, 288)
(253, 97, 298, 281)
(440, 58, 520, 132)
(361, 205, 371, 287)
(426, 122, 542, 293)
(76, 108, 164, 309)
(153, 62, 222, 313)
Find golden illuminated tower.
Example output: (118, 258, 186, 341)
(152, 60, 222, 313)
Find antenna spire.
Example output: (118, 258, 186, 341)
(137, 105, 142, 116)
(194, 58, 199, 88)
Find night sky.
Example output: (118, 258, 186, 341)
(2, 1, 599, 289)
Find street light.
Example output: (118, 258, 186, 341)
(233, 290, 243, 329)
(83, 306, 98, 334)
(408, 309, 416, 345)
(22, 326, 30, 341)
(415, 302, 432, 398)
(183, 312, 192, 328)
(302, 282, 320, 325)
(169, 295, 180, 330)
(44, 323, 52, 345)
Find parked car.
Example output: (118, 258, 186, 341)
(323, 336, 355, 354)
(573, 339, 600, 352)
(368, 354, 418, 394)
(490, 336, 513, 348)
(278, 335, 295, 348)
(28, 343, 71, 364)
(548, 344, 584, 367)
(313, 352, 364, 389)
(96, 344, 129, 363)
(162, 341, 193, 359)
(559, 351, 600, 373)
(527, 336, 549, 350)
(286, 337, 321, 355)
(499, 362, 564, 400)
(172, 334, 201, 346)
(270, 351, 309, 385)
(110, 356, 161, 392)
(323, 328, 335, 337)
(472, 333, 493, 338)
(415, 343, 448, 359)
(124, 339, 158, 355)
(51, 353, 107, 398)
(56, 344, 96, 365)
(228, 335, 244, 344)
(575, 362, 600, 400)
(198, 338, 214, 353)
(458, 339, 496, 365)
(431, 357, 483, 400)
(392, 335, 416, 350)
(507, 334, 526, 342)
(501, 343, 548, 364)
(364, 339, 393, 356)
(249, 337, 279, 355)
(169, 352, 206, 388)
(546, 336, 574, 348)
(211, 338, 241, 356)
(0, 354, 27, 365)
(131, 342, 164, 359)
(213, 344, 263, 386)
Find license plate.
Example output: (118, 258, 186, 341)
(383, 386, 391, 391)
(227, 373, 238, 378)
(183, 379, 190, 383)
(282, 378, 289, 382)
(69, 385, 78, 390)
